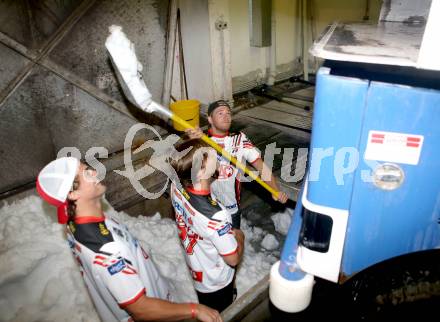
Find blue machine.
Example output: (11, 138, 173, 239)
(269, 0, 440, 316)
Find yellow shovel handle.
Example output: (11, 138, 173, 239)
(171, 114, 280, 199)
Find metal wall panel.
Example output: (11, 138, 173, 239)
(0, 0, 170, 198)
(0, 43, 30, 94)
(0, 0, 81, 50)
(0, 67, 54, 193)
(42, 71, 145, 156)
(49, 0, 168, 103)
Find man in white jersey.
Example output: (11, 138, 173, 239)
(36, 157, 222, 322)
(186, 100, 288, 228)
(170, 140, 245, 311)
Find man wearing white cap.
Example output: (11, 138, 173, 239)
(37, 157, 222, 322)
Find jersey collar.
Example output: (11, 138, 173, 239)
(74, 214, 105, 224)
(186, 186, 210, 196)
(208, 128, 229, 138)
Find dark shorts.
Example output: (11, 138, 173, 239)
(196, 280, 234, 312)
(231, 210, 242, 229)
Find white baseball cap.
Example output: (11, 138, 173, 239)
(36, 157, 79, 224)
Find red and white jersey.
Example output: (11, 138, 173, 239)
(208, 130, 261, 214)
(66, 214, 172, 322)
(171, 183, 238, 293)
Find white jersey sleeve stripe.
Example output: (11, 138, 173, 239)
(220, 247, 238, 256)
(249, 156, 261, 164)
(119, 287, 145, 307)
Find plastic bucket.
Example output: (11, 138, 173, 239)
(170, 99, 200, 131)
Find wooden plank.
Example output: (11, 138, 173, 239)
(222, 274, 269, 322)
(234, 115, 311, 141)
(292, 86, 315, 97)
(282, 87, 315, 102)
(259, 100, 312, 118)
(282, 96, 314, 107)
(239, 106, 312, 130)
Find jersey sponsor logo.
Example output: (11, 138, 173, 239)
(175, 200, 196, 227)
(184, 202, 195, 216)
(181, 189, 191, 200)
(174, 188, 182, 200)
(95, 255, 138, 275)
(107, 259, 126, 275)
(99, 223, 110, 236)
(173, 200, 184, 214)
(225, 203, 237, 210)
(218, 164, 234, 179)
(208, 197, 218, 206)
(68, 221, 76, 233)
(217, 223, 232, 236)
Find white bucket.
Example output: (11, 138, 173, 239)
(269, 261, 314, 313)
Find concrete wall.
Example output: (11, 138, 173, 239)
(178, 0, 214, 103)
(229, 0, 303, 93)
(228, 0, 382, 93)
(174, 0, 382, 101)
(178, 0, 233, 104)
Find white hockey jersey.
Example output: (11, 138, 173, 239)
(208, 129, 261, 214)
(66, 214, 172, 322)
(171, 183, 238, 293)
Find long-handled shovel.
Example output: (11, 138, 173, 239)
(105, 25, 281, 199)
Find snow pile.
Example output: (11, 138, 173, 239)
(271, 208, 293, 235)
(235, 218, 279, 297)
(0, 196, 100, 322)
(261, 234, 279, 250)
(0, 195, 195, 322)
(0, 195, 281, 320)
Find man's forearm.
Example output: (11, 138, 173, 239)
(127, 296, 223, 322)
(267, 173, 281, 192)
(233, 229, 245, 262)
(127, 297, 195, 321)
(253, 159, 280, 191)
(251, 158, 288, 203)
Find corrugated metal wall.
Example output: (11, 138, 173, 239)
(0, 0, 171, 210)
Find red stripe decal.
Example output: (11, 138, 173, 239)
(119, 288, 146, 308)
(221, 248, 238, 256)
(93, 261, 108, 267)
